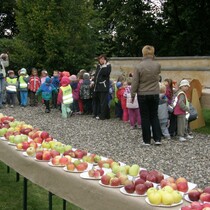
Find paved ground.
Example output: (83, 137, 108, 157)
(2, 105, 210, 188)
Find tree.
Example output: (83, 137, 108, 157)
(15, 0, 99, 73)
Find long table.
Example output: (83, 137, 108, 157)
(0, 139, 188, 210)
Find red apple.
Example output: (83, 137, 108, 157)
(50, 150, 60, 158)
(51, 156, 61, 165)
(67, 162, 75, 171)
(33, 137, 43, 144)
(59, 157, 69, 166)
(203, 186, 210, 194)
(177, 181, 188, 192)
(166, 177, 176, 183)
(74, 149, 85, 159)
(146, 173, 157, 183)
(124, 182, 135, 193)
(40, 131, 49, 140)
(181, 207, 191, 210)
(203, 203, 210, 208)
(135, 183, 147, 195)
(76, 163, 86, 171)
(101, 175, 111, 185)
(45, 137, 53, 142)
(134, 178, 145, 186)
(200, 193, 210, 202)
(156, 172, 164, 183)
(139, 170, 149, 181)
(36, 151, 43, 160)
(22, 142, 30, 150)
(160, 179, 170, 188)
(93, 170, 101, 178)
(188, 189, 203, 201)
(176, 177, 188, 184)
(97, 168, 104, 176)
(144, 181, 154, 190)
(190, 201, 203, 210)
(110, 177, 121, 186)
(42, 151, 51, 160)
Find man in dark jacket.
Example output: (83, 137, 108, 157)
(93, 54, 111, 120)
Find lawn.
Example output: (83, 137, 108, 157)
(0, 162, 82, 210)
(194, 109, 210, 134)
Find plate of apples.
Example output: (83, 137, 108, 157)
(80, 168, 105, 180)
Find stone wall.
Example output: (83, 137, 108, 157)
(109, 56, 210, 108)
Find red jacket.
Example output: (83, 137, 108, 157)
(117, 87, 127, 109)
(28, 76, 41, 92)
(174, 92, 187, 115)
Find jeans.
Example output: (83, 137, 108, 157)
(20, 91, 28, 106)
(138, 94, 162, 144)
(6, 92, 17, 106)
(29, 91, 38, 106)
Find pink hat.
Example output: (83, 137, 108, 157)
(61, 76, 70, 86)
(70, 75, 77, 81)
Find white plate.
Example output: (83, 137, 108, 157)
(63, 166, 88, 173)
(16, 148, 24, 151)
(184, 194, 193, 203)
(120, 187, 146, 197)
(187, 182, 197, 193)
(98, 180, 123, 188)
(8, 142, 16, 146)
(48, 162, 64, 167)
(34, 157, 49, 162)
(145, 197, 183, 207)
(0, 137, 7, 141)
(23, 152, 29, 157)
(80, 171, 101, 180)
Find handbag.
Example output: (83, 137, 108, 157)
(188, 103, 198, 122)
(126, 93, 139, 109)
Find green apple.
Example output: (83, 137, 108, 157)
(106, 172, 115, 178)
(14, 135, 23, 144)
(9, 135, 15, 143)
(124, 165, 130, 174)
(171, 190, 182, 203)
(161, 191, 174, 205)
(93, 155, 101, 163)
(21, 135, 28, 142)
(42, 142, 51, 149)
(111, 161, 120, 169)
(162, 186, 174, 193)
(73, 159, 81, 167)
(102, 163, 110, 168)
(148, 191, 162, 205)
(128, 164, 140, 176)
(118, 166, 127, 174)
(64, 144, 72, 151)
(112, 165, 120, 174)
(26, 147, 36, 156)
(0, 128, 8, 136)
(7, 127, 15, 132)
(147, 187, 158, 197)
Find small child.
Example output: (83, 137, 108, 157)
(80, 73, 92, 114)
(117, 81, 129, 122)
(28, 68, 41, 106)
(36, 77, 57, 113)
(51, 70, 60, 109)
(173, 79, 193, 141)
(124, 81, 141, 129)
(5, 70, 18, 108)
(115, 81, 123, 119)
(18, 68, 29, 107)
(158, 83, 171, 139)
(70, 74, 80, 113)
(57, 76, 73, 118)
(40, 70, 48, 84)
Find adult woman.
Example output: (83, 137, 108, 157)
(131, 45, 162, 145)
(93, 54, 111, 120)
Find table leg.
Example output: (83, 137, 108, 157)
(16, 172, 20, 182)
(7, 166, 10, 173)
(63, 199, 66, 210)
(23, 177, 28, 210)
(49, 192, 53, 210)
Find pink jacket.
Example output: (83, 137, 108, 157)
(173, 92, 187, 115)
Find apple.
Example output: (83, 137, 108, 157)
(134, 178, 145, 186)
(162, 185, 174, 193)
(73, 159, 81, 167)
(146, 173, 157, 183)
(139, 170, 149, 181)
(16, 143, 23, 150)
(124, 182, 135, 193)
(200, 193, 210, 202)
(42, 151, 51, 161)
(41, 142, 51, 149)
(64, 145, 72, 152)
(14, 135, 22, 144)
(21, 135, 28, 142)
(64, 155, 71, 162)
(51, 156, 61, 165)
(128, 164, 140, 176)
(203, 203, 210, 208)
(147, 191, 162, 205)
(26, 147, 36, 156)
(76, 163, 87, 172)
(190, 201, 203, 210)
(161, 191, 174, 205)
(67, 162, 75, 171)
(188, 189, 203, 201)
(110, 177, 121, 186)
(112, 165, 120, 174)
(88, 169, 95, 177)
(177, 181, 188, 193)
(102, 163, 110, 168)
(172, 190, 182, 203)
(45, 137, 53, 142)
(101, 175, 111, 185)
(144, 181, 154, 190)
(156, 172, 164, 183)
(29, 141, 37, 149)
(34, 137, 43, 144)
(94, 155, 101, 163)
(36, 151, 43, 160)
(181, 206, 191, 210)
(166, 177, 176, 183)
(59, 157, 69, 166)
(9, 135, 15, 143)
(203, 186, 210, 194)
(135, 184, 147, 195)
(50, 150, 60, 158)
(118, 174, 128, 185)
(22, 142, 30, 150)
(40, 131, 49, 140)
(176, 177, 187, 184)
(74, 149, 85, 159)
(93, 170, 101, 178)
(97, 168, 104, 176)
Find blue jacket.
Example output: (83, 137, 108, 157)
(51, 76, 60, 89)
(36, 82, 57, 100)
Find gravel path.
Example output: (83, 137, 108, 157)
(2, 105, 210, 188)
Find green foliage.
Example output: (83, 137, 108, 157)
(195, 109, 210, 134)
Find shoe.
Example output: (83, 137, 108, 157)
(142, 142, 150, 146)
(179, 137, 187, 142)
(186, 135, 193, 139)
(10, 105, 14, 108)
(155, 141, 162, 145)
(96, 116, 100, 120)
(138, 125, 142, 129)
(68, 111, 73, 117)
(45, 109, 50, 113)
(130, 126, 135, 130)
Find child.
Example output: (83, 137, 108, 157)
(173, 79, 193, 141)
(36, 77, 57, 113)
(70, 74, 79, 113)
(117, 81, 128, 122)
(124, 80, 141, 129)
(18, 68, 29, 107)
(158, 83, 171, 139)
(57, 76, 73, 118)
(28, 68, 41, 106)
(51, 70, 60, 109)
(115, 82, 123, 119)
(77, 69, 86, 114)
(80, 73, 92, 114)
(40, 70, 48, 84)
(5, 70, 18, 108)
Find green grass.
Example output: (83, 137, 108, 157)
(0, 162, 82, 210)
(194, 109, 210, 134)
